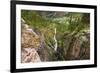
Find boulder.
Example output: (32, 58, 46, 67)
(21, 48, 41, 63)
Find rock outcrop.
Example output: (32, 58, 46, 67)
(64, 31, 90, 60)
(21, 18, 41, 63)
(21, 48, 41, 63)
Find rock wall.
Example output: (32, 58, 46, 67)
(21, 18, 41, 63)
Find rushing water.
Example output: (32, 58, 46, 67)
(54, 28, 58, 51)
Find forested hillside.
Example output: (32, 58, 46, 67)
(21, 10, 90, 63)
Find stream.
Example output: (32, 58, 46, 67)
(54, 28, 58, 51)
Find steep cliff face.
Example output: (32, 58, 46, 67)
(21, 18, 41, 63)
